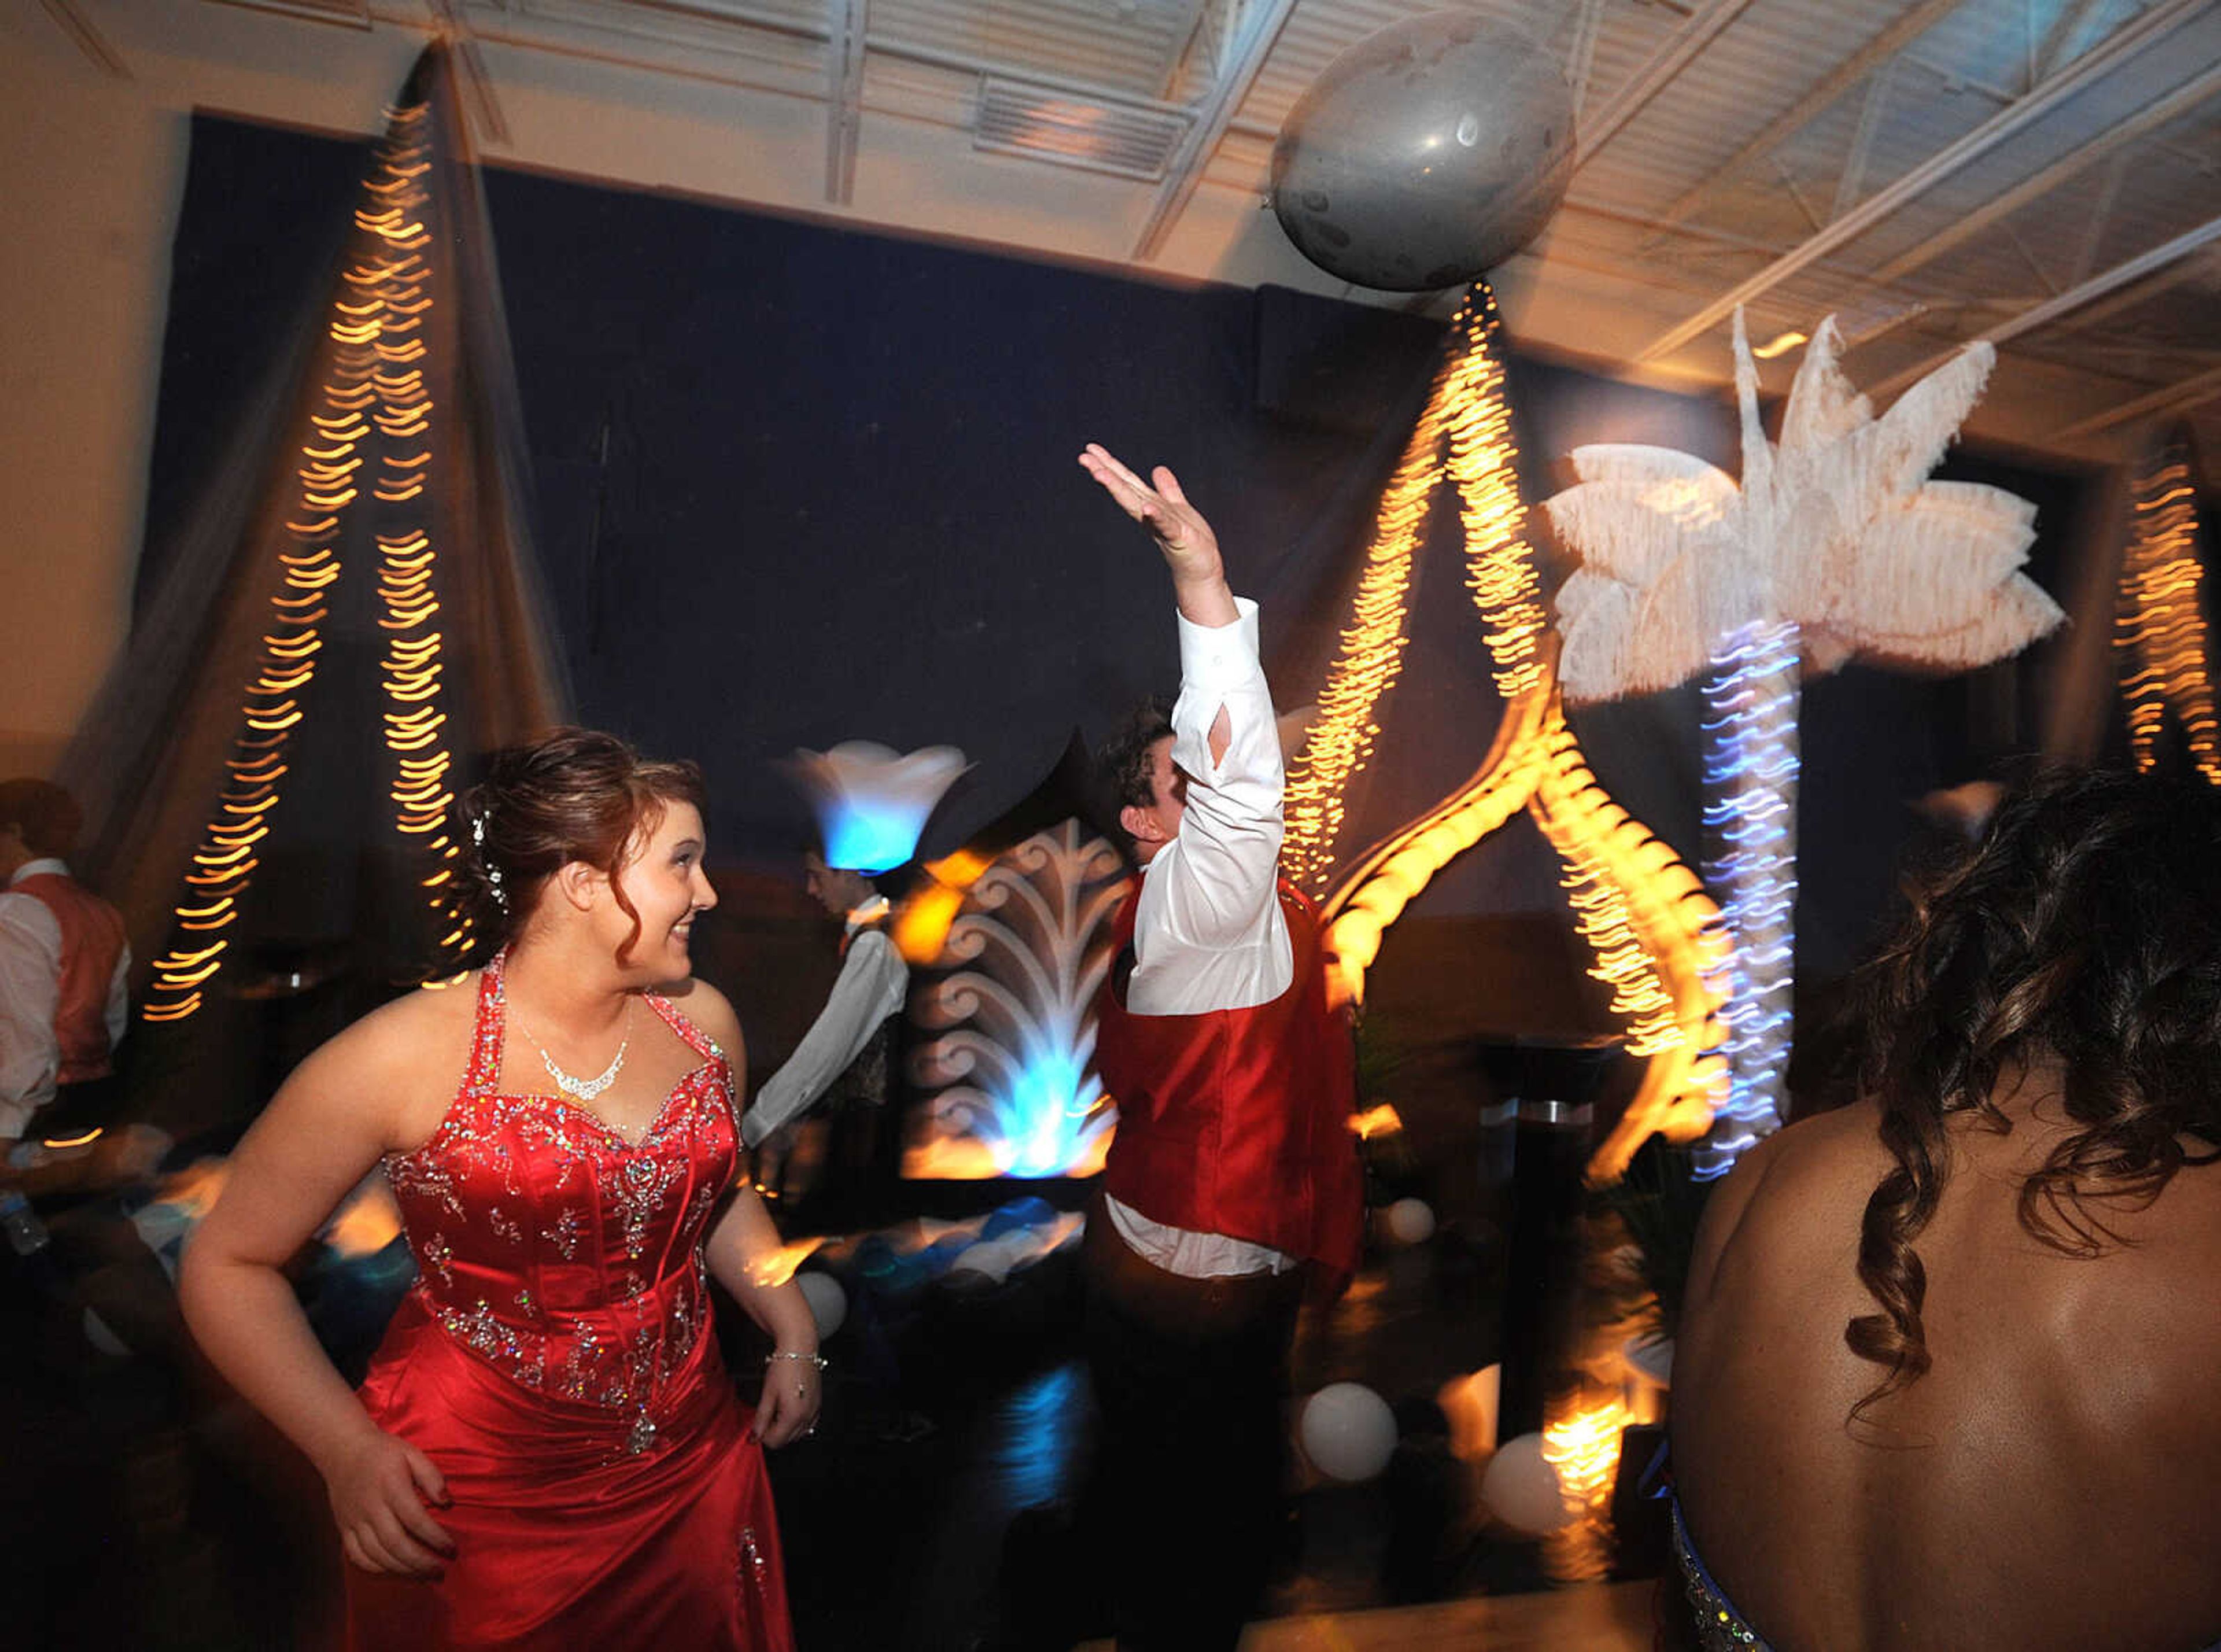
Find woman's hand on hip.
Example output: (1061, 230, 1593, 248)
(326, 1428, 455, 1579)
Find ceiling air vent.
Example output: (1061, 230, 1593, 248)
(973, 76, 1190, 183)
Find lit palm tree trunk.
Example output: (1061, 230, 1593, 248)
(1698, 618, 1801, 1176)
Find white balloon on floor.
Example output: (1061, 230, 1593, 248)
(1481, 1430, 1574, 1532)
(796, 1270, 847, 1339)
(1298, 1382, 1399, 1482)
(1384, 1196, 1436, 1244)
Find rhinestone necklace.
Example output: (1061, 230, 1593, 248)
(514, 998, 633, 1102)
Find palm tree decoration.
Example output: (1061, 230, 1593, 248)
(1543, 311, 2062, 1173)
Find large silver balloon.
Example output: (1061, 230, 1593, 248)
(1271, 13, 1575, 292)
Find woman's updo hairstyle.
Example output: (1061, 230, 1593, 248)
(455, 728, 707, 964)
(1846, 764, 2221, 1422)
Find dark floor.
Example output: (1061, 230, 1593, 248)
(0, 1037, 1673, 1652)
(751, 1215, 1509, 1652)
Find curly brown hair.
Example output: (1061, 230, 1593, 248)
(1844, 765, 2221, 1422)
(455, 728, 706, 967)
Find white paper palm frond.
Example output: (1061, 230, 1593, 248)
(1776, 316, 1870, 455)
(1807, 481, 2054, 655)
(1545, 444, 1753, 700)
(1850, 578, 2067, 674)
(1541, 308, 2060, 704)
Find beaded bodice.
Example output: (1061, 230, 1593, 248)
(1672, 1494, 1772, 1651)
(385, 954, 739, 1425)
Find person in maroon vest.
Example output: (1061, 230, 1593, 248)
(0, 778, 130, 1157)
(1075, 445, 1363, 1651)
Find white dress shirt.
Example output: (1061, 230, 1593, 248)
(0, 858, 132, 1139)
(742, 896, 909, 1148)
(1105, 597, 1298, 1278)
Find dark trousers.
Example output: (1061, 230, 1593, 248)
(815, 1094, 903, 1231)
(1080, 1208, 1303, 1652)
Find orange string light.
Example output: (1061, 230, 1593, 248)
(146, 98, 475, 1018)
(2117, 453, 2219, 781)
(1300, 286, 1724, 1175)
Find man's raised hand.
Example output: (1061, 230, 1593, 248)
(1079, 444, 1236, 627)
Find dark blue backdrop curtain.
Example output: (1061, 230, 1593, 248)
(142, 111, 2096, 998)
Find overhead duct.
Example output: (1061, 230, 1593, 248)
(972, 74, 1189, 182)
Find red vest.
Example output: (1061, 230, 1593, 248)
(1094, 876, 1363, 1289)
(13, 872, 127, 1085)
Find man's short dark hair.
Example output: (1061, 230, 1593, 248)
(0, 779, 82, 859)
(810, 849, 886, 894)
(1096, 699, 1174, 858)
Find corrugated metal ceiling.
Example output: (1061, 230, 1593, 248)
(143, 0, 2221, 458)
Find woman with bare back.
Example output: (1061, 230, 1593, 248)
(1673, 766, 2221, 1651)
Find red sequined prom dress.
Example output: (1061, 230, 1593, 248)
(345, 954, 792, 1650)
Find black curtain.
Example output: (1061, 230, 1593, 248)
(141, 112, 2101, 995)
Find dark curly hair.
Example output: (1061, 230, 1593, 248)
(1844, 765, 2221, 1422)
(1095, 698, 1175, 860)
(455, 728, 706, 967)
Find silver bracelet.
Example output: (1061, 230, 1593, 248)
(768, 1349, 828, 1371)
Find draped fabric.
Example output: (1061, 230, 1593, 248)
(126, 91, 2104, 1073)
(347, 956, 789, 1651)
(56, 42, 567, 996)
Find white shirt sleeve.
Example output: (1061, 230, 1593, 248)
(1110, 595, 1300, 1277)
(1125, 596, 1294, 1016)
(742, 928, 908, 1148)
(0, 891, 65, 1138)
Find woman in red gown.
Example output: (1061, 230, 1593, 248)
(182, 731, 817, 1649)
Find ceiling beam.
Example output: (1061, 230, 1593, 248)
(205, 0, 368, 27)
(1563, 0, 1610, 117)
(1149, 0, 1215, 101)
(1868, 211, 2221, 402)
(382, 1, 1216, 140)
(825, 0, 868, 204)
(1635, 0, 2212, 363)
(1647, 0, 1967, 231)
(2054, 362, 2221, 441)
(1131, 0, 1295, 263)
(1829, 57, 1897, 222)
(1558, 195, 1977, 310)
(38, 0, 129, 76)
(1571, 0, 1762, 168)
(1979, 213, 2221, 349)
(430, 0, 510, 146)
(2033, 0, 2110, 81)
(2054, 246, 2217, 334)
(1864, 55, 2221, 289)
(2067, 146, 2134, 288)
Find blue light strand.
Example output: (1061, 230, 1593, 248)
(1695, 619, 1801, 1178)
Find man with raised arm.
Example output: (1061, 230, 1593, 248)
(1076, 444, 1362, 1651)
